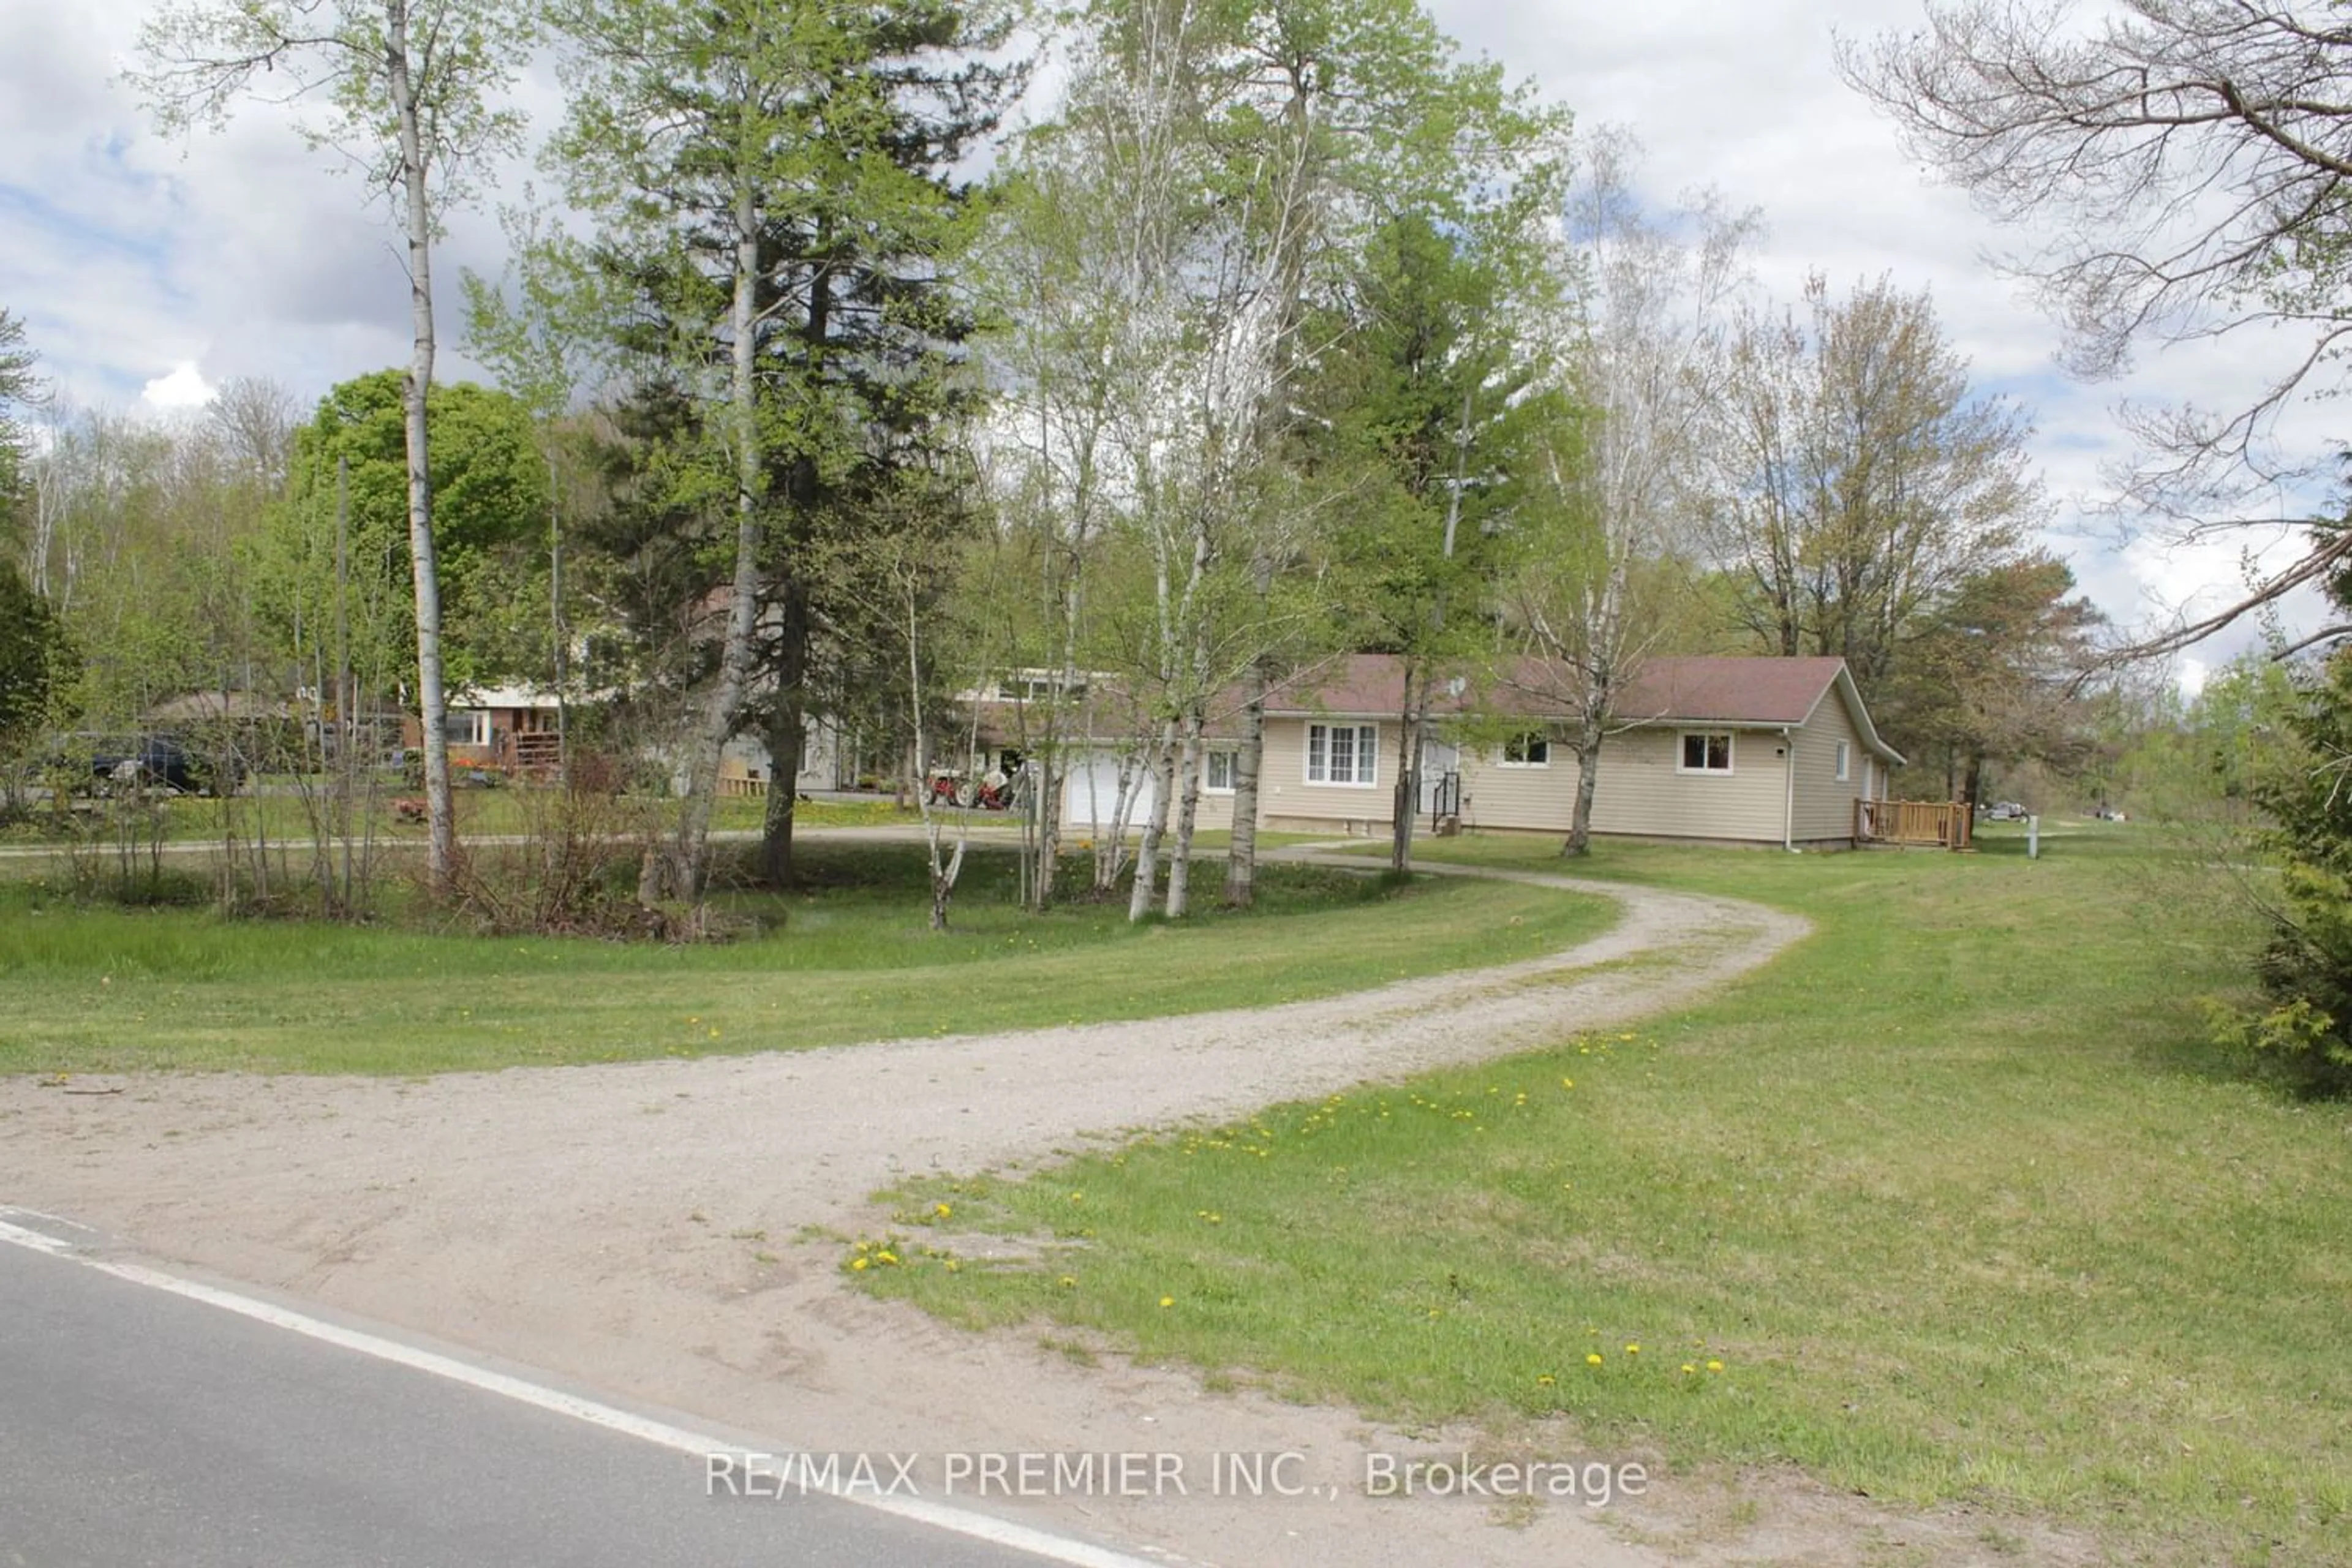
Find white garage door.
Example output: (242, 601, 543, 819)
(1063, 752, 1155, 831)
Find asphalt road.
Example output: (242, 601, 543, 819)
(0, 1228, 1119, 1568)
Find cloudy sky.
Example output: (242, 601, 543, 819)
(1, 0, 2332, 683)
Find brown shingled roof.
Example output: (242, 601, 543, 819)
(1263, 653, 1844, 725)
(1611, 656, 1847, 726)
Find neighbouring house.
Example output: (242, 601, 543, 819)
(424, 684, 568, 775)
(715, 716, 854, 798)
(1066, 653, 1905, 850)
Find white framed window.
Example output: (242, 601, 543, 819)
(1501, 729, 1551, 767)
(1834, 739, 1850, 782)
(443, 709, 489, 747)
(1678, 731, 1733, 775)
(1306, 723, 1379, 786)
(1205, 750, 1236, 793)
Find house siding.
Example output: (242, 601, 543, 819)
(1197, 670, 1887, 849)
(1261, 719, 1396, 832)
(1458, 744, 1577, 832)
(1790, 689, 1869, 845)
(1588, 727, 1792, 844)
(1262, 719, 1797, 843)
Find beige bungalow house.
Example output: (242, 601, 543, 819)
(1239, 653, 1904, 850)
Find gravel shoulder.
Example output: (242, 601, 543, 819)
(0, 848, 1808, 1567)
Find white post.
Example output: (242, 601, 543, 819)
(2027, 815, 2040, 860)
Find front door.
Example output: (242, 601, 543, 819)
(1419, 740, 1460, 815)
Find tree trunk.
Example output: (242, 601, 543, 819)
(650, 173, 766, 905)
(928, 834, 965, 930)
(387, 4, 454, 899)
(1164, 709, 1204, 918)
(1093, 746, 1136, 894)
(1031, 530, 1088, 912)
(1031, 748, 1059, 909)
(760, 589, 811, 888)
(760, 697, 805, 889)
(1565, 712, 1604, 856)
(1388, 668, 1422, 875)
(1126, 721, 1177, 922)
(1223, 658, 1267, 907)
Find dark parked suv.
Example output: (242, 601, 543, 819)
(72, 734, 243, 796)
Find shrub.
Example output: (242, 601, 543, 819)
(2213, 649, 2352, 1096)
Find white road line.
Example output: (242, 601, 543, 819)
(0, 1213, 1176, 1568)
(0, 1217, 75, 1254)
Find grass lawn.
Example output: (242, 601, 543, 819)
(859, 824, 2352, 1565)
(0, 843, 1612, 1076)
(0, 787, 917, 847)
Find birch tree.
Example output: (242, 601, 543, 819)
(982, 7, 1273, 923)
(131, 0, 535, 897)
(1077, 0, 1564, 907)
(974, 108, 1145, 910)
(1501, 137, 1751, 856)
(1087, 4, 1300, 923)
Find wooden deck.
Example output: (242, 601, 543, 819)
(1855, 797, 1972, 851)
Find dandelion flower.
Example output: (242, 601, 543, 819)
(1536, 1374, 1556, 1387)
(850, 1257, 869, 1272)
(1159, 1295, 1175, 1308)
(1586, 1353, 1604, 1366)
(1058, 1275, 1077, 1289)
(1707, 1360, 1724, 1373)
(933, 1202, 952, 1219)
(1624, 1343, 1640, 1355)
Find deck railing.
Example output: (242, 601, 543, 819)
(509, 731, 561, 769)
(1855, 797, 1972, 850)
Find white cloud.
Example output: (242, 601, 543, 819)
(139, 361, 216, 409)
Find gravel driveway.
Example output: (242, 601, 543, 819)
(1, 848, 1812, 1567)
